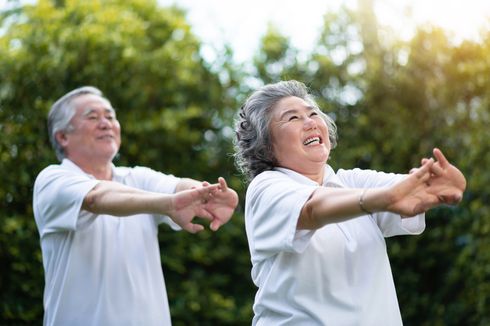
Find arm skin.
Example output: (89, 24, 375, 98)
(298, 158, 439, 230)
(174, 177, 239, 231)
(82, 177, 238, 233)
(298, 148, 467, 230)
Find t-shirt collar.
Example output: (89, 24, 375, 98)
(61, 158, 130, 180)
(274, 165, 343, 188)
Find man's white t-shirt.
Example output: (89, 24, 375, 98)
(245, 165, 426, 326)
(33, 159, 181, 326)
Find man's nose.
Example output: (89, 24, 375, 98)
(98, 117, 112, 128)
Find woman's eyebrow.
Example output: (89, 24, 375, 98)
(278, 109, 298, 120)
(278, 106, 315, 120)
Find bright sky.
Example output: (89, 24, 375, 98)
(157, 0, 490, 62)
(2, 0, 490, 62)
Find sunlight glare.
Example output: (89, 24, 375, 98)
(378, 0, 490, 43)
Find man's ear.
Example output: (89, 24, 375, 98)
(55, 131, 68, 147)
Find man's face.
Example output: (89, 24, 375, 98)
(269, 96, 331, 177)
(58, 94, 121, 163)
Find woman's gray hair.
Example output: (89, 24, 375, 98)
(234, 80, 337, 181)
(48, 86, 104, 162)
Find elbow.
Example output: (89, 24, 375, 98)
(297, 198, 320, 230)
(82, 183, 103, 213)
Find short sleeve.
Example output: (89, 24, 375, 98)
(245, 171, 317, 263)
(336, 168, 426, 237)
(127, 166, 181, 194)
(33, 166, 99, 237)
(122, 166, 181, 230)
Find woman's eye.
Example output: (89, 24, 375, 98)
(288, 116, 298, 121)
(310, 112, 318, 117)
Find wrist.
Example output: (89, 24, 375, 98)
(359, 189, 372, 215)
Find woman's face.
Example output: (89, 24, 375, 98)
(269, 96, 331, 177)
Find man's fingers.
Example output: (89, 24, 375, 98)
(433, 148, 449, 167)
(210, 219, 221, 231)
(184, 223, 204, 234)
(440, 192, 463, 205)
(218, 177, 228, 191)
(195, 184, 218, 201)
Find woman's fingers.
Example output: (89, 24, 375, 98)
(430, 163, 444, 176)
(413, 158, 433, 178)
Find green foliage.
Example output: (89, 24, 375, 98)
(251, 3, 489, 324)
(1, 0, 489, 324)
(0, 0, 251, 324)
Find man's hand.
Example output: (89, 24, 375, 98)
(169, 177, 238, 233)
(170, 183, 221, 233)
(201, 177, 239, 231)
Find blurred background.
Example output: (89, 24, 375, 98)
(0, 0, 489, 324)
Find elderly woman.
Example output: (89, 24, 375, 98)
(234, 80, 466, 325)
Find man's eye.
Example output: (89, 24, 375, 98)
(310, 112, 318, 117)
(88, 116, 98, 120)
(288, 116, 298, 121)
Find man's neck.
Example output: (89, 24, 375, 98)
(69, 156, 113, 180)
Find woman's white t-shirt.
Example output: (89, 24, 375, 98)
(245, 165, 425, 326)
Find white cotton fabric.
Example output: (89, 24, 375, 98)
(245, 165, 425, 326)
(33, 159, 181, 326)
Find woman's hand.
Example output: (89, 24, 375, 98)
(422, 148, 466, 205)
(386, 158, 440, 216)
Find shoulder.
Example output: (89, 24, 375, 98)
(336, 168, 402, 187)
(247, 169, 318, 205)
(248, 169, 301, 193)
(250, 169, 288, 185)
(114, 165, 180, 192)
(112, 165, 161, 182)
(115, 165, 169, 178)
(35, 163, 84, 185)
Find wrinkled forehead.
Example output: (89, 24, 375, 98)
(271, 96, 317, 117)
(72, 94, 114, 114)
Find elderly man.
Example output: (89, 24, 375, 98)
(33, 86, 238, 326)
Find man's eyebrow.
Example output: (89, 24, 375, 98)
(82, 107, 115, 116)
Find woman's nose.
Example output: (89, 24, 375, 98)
(304, 116, 317, 130)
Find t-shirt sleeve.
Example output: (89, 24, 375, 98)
(336, 168, 426, 237)
(246, 172, 317, 262)
(127, 166, 182, 230)
(33, 166, 100, 237)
